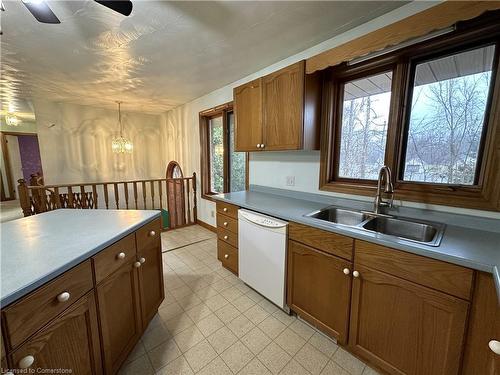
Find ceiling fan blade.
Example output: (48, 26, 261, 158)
(94, 1, 133, 16)
(22, 0, 61, 24)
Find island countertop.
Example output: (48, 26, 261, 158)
(214, 186, 500, 301)
(0, 209, 160, 307)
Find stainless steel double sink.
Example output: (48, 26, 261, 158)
(304, 207, 445, 246)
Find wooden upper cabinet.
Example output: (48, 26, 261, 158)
(262, 62, 304, 150)
(9, 291, 102, 375)
(234, 60, 321, 152)
(287, 240, 352, 344)
(96, 261, 143, 375)
(349, 265, 469, 375)
(136, 220, 164, 329)
(234, 78, 263, 151)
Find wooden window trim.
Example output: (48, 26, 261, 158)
(319, 13, 500, 211)
(199, 102, 249, 202)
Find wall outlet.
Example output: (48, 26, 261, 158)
(286, 176, 295, 186)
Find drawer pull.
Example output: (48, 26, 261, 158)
(149, 230, 156, 237)
(223, 208, 228, 212)
(223, 235, 228, 240)
(139, 257, 146, 264)
(343, 268, 350, 275)
(353, 270, 360, 278)
(224, 254, 229, 259)
(56, 292, 70, 303)
(489, 340, 500, 355)
(18, 355, 35, 369)
(223, 222, 228, 226)
(134, 261, 141, 268)
(117, 252, 126, 260)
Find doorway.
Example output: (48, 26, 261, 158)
(0, 132, 43, 201)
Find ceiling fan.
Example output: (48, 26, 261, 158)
(20, 0, 133, 24)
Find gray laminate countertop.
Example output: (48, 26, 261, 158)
(0, 209, 160, 306)
(213, 186, 500, 300)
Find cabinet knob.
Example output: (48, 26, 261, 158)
(139, 257, 146, 264)
(223, 222, 228, 226)
(224, 254, 229, 259)
(134, 261, 141, 268)
(223, 235, 228, 240)
(489, 340, 500, 355)
(223, 208, 228, 212)
(261, 144, 265, 148)
(56, 292, 70, 303)
(256, 144, 261, 148)
(353, 270, 360, 278)
(149, 230, 156, 237)
(117, 252, 126, 260)
(18, 355, 35, 369)
(343, 268, 350, 275)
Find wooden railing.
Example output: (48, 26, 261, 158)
(17, 173, 197, 229)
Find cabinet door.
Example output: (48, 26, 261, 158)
(287, 240, 352, 344)
(262, 61, 305, 151)
(234, 78, 263, 151)
(349, 265, 469, 375)
(136, 225, 164, 329)
(10, 291, 102, 375)
(97, 262, 142, 375)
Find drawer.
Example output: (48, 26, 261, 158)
(93, 233, 136, 284)
(355, 240, 474, 300)
(2, 260, 94, 350)
(217, 240, 238, 275)
(289, 222, 353, 261)
(217, 227, 238, 248)
(217, 215, 238, 234)
(136, 218, 161, 252)
(216, 202, 239, 219)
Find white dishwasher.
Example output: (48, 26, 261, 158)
(238, 209, 288, 310)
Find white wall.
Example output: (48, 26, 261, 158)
(34, 100, 164, 185)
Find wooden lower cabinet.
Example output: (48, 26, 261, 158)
(9, 291, 102, 374)
(96, 261, 143, 375)
(348, 265, 469, 375)
(287, 240, 352, 344)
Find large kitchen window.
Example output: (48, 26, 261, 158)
(200, 103, 247, 199)
(320, 16, 500, 210)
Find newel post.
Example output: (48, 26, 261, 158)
(192, 172, 197, 222)
(17, 179, 32, 217)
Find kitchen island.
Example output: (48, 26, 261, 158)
(0, 209, 163, 374)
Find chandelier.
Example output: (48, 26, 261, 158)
(111, 101, 133, 154)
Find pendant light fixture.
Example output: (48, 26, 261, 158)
(111, 101, 133, 154)
(5, 113, 20, 126)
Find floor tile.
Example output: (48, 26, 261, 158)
(204, 294, 229, 312)
(141, 323, 172, 351)
(147, 339, 182, 370)
(309, 332, 339, 358)
(220, 285, 244, 301)
(332, 347, 366, 375)
(257, 342, 291, 374)
(294, 343, 329, 375)
(244, 303, 270, 325)
(232, 293, 256, 312)
(227, 314, 255, 337)
(241, 326, 272, 355)
(245, 289, 265, 303)
(155, 356, 194, 375)
(158, 301, 184, 321)
(184, 302, 213, 322)
(173, 325, 205, 353)
(183, 339, 218, 372)
(206, 326, 238, 354)
(220, 340, 254, 373)
(258, 315, 287, 339)
(258, 298, 279, 314)
(239, 357, 272, 375)
(197, 356, 232, 375)
(176, 293, 203, 310)
(289, 319, 316, 340)
(321, 360, 350, 375)
(272, 309, 296, 326)
(119, 354, 154, 375)
(124, 340, 146, 364)
(163, 313, 195, 335)
(362, 366, 381, 375)
(274, 327, 306, 356)
(279, 358, 311, 375)
(196, 312, 225, 337)
(214, 303, 241, 322)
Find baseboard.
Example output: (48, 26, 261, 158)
(196, 219, 217, 233)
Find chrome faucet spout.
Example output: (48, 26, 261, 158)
(373, 166, 394, 214)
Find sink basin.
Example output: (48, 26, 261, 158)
(306, 207, 370, 226)
(362, 216, 444, 246)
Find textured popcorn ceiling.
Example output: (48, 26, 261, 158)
(0, 1, 405, 115)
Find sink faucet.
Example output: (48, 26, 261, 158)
(373, 166, 394, 214)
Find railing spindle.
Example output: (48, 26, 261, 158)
(124, 182, 129, 209)
(192, 173, 197, 223)
(17, 179, 31, 217)
(150, 181, 155, 209)
(133, 182, 138, 209)
(92, 185, 98, 209)
(80, 186, 86, 208)
(158, 180, 163, 210)
(68, 186, 74, 208)
(186, 178, 191, 224)
(142, 181, 147, 209)
(103, 183, 109, 209)
(54, 187, 61, 209)
(113, 183, 119, 209)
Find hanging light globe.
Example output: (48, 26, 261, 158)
(111, 101, 133, 154)
(5, 114, 20, 126)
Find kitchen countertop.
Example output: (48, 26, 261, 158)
(0, 209, 160, 307)
(214, 186, 500, 301)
